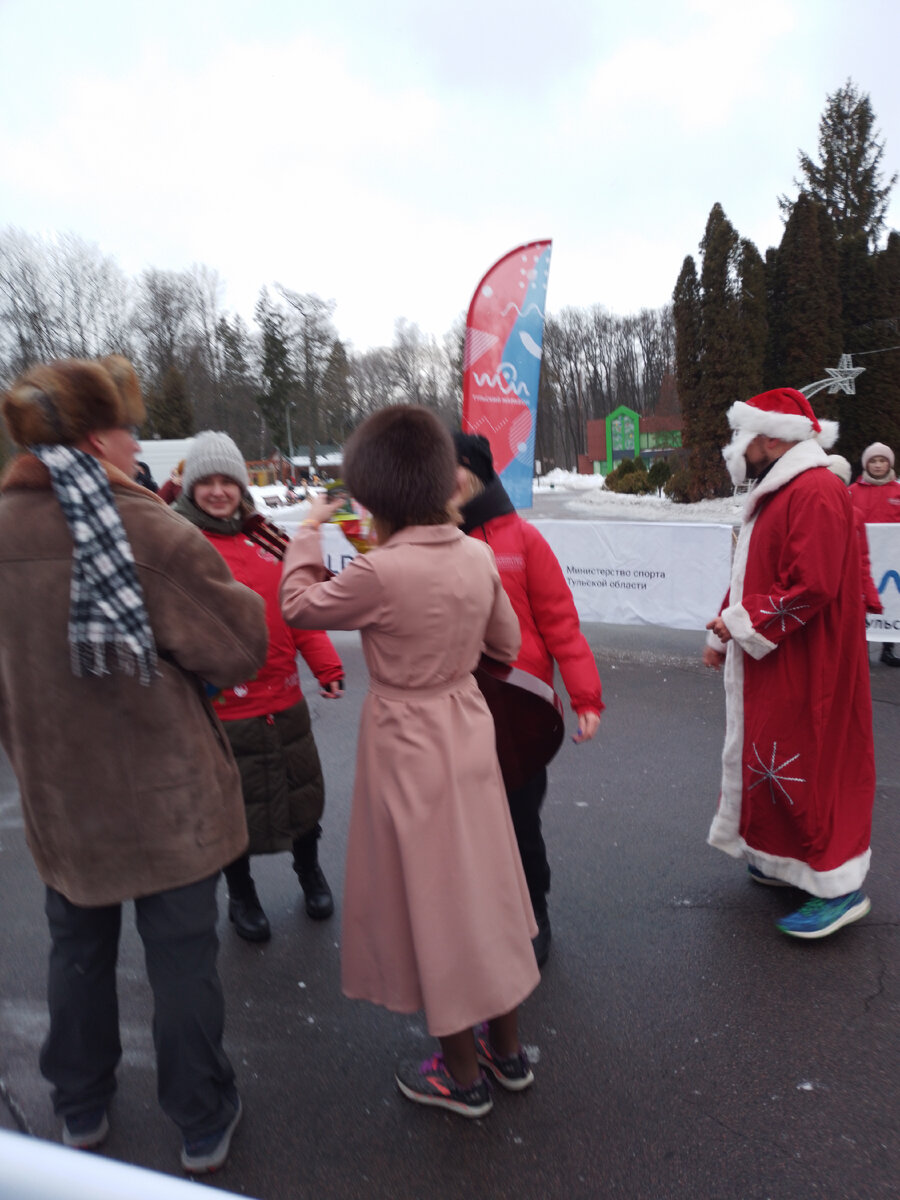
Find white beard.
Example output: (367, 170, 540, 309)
(722, 431, 755, 487)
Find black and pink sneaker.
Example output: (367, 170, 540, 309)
(475, 1025, 534, 1092)
(395, 1053, 493, 1118)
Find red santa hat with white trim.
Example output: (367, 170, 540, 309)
(722, 387, 839, 486)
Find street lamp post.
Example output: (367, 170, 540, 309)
(285, 400, 295, 478)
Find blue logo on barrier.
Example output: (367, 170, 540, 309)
(878, 569, 900, 595)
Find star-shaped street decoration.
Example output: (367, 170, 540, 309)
(801, 354, 865, 399)
(823, 353, 865, 394)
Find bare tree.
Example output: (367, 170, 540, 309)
(133, 268, 195, 387)
(51, 233, 133, 359)
(276, 288, 338, 463)
(0, 229, 134, 379)
(0, 228, 60, 373)
(349, 346, 397, 417)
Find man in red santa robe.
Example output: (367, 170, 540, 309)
(703, 388, 875, 939)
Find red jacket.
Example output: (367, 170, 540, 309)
(853, 508, 883, 614)
(201, 529, 343, 720)
(461, 486, 602, 716)
(849, 477, 900, 522)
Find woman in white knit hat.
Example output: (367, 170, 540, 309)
(849, 441, 900, 666)
(176, 431, 345, 939)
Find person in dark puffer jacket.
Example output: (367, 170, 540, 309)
(176, 431, 345, 941)
(452, 433, 604, 968)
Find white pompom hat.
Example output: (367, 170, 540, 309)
(861, 441, 894, 470)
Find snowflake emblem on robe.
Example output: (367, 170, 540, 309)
(747, 743, 805, 806)
(759, 595, 809, 632)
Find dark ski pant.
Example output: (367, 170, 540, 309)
(507, 766, 550, 916)
(223, 822, 322, 894)
(40, 873, 236, 1140)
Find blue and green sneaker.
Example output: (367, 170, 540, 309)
(776, 891, 871, 939)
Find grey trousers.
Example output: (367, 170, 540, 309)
(40, 873, 237, 1139)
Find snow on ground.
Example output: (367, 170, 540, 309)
(248, 483, 324, 528)
(248, 470, 745, 527)
(536, 469, 745, 524)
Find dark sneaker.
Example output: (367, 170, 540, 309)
(748, 864, 791, 887)
(532, 910, 551, 968)
(395, 1054, 492, 1118)
(181, 1095, 242, 1174)
(475, 1025, 534, 1092)
(228, 883, 271, 942)
(776, 892, 871, 939)
(297, 864, 334, 920)
(62, 1108, 109, 1149)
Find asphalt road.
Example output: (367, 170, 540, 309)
(1, 496, 898, 1200)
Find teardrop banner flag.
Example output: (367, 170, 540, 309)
(462, 240, 552, 509)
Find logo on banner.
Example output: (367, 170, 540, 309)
(462, 241, 552, 509)
(865, 527, 900, 638)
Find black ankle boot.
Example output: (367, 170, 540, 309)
(532, 907, 551, 968)
(881, 643, 900, 667)
(293, 829, 334, 920)
(228, 879, 271, 942)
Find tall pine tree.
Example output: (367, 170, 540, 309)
(146, 365, 194, 438)
(768, 193, 842, 409)
(320, 339, 354, 443)
(254, 289, 295, 453)
(787, 79, 896, 251)
(674, 205, 767, 497)
(672, 255, 702, 492)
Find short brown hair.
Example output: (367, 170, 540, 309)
(343, 405, 455, 531)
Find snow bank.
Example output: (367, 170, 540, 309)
(535, 469, 744, 524)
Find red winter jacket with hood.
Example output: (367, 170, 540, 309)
(458, 478, 603, 717)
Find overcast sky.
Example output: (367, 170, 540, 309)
(1, 0, 898, 351)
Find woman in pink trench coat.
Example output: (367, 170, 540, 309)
(280, 407, 540, 1119)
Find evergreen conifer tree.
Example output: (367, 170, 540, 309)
(254, 290, 295, 451)
(838, 231, 900, 468)
(672, 255, 702, 496)
(320, 339, 354, 443)
(736, 239, 768, 401)
(768, 193, 842, 409)
(787, 79, 897, 251)
(147, 365, 194, 438)
(697, 206, 756, 495)
(673, 207, 766, 498)
(777, 82, 898, 456)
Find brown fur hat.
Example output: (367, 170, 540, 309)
(98, 354, 146, 427)
(343, 405, 456, 526)
(2, 357, 145, 448)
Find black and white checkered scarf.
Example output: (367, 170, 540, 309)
(31, 444, 157, 685)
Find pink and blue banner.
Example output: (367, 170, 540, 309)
(462, 240, 552, 509)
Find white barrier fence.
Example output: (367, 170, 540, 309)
(317, 520, 900, 641)
(531, 520, 732, 631)
(865, 523, 900, 643)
